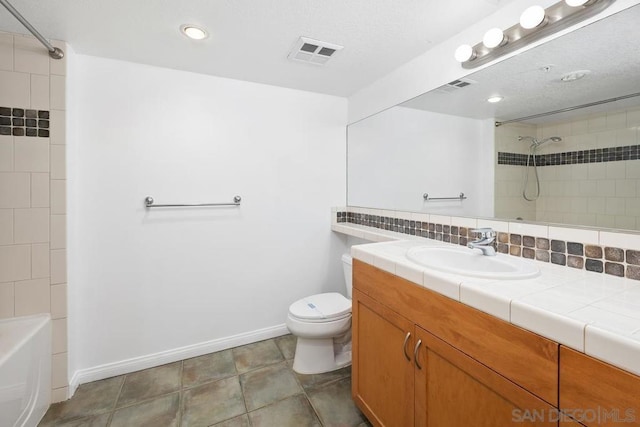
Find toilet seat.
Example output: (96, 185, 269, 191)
(288, 292, 351, 323)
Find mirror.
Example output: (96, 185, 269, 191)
(348, 4, 640, 231)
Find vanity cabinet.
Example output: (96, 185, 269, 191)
(352, 288, 415, 427)
(414, 327, 556, 427)
(559, 347, 640, 427)
(352, 259, 560, 427)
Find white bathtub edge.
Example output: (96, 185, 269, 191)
(69, 323, 289, 397)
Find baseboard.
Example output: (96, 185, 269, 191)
(68, 323, 289, 397)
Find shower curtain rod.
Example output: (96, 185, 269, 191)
(0, 0, 63, 59)
(495, 92, 640, 127)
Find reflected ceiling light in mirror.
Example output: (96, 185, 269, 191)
(520, 5, 547, 29)
(560, 69, 591, 81)
(181, 25, 208, 40)
(487, 96, 504, 103)
(483, 28, 507, 48)
(454, 44, 475, 62)
(455, 0, 615, 69)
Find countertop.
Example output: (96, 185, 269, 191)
(333, 223, 640, 377)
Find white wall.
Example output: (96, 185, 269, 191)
(67, 55, 348, 383)
(348, 0, 640, 123)
(348, 106, 494, 217)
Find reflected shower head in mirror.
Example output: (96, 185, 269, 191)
(517, 135, 562, 201)
(517, 135, 562, 148)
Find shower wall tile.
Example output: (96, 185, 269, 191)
(31, 243, 50, 279)
(52, 353, 68, 389)
(0, 137, 12, 171)
(14, 137, 49, 171)
(0, 32, 68, 400)
(0, 172, 30, 208)
(0, 209, 12, 245)
(51, 214, 66, 249)
(50, 75, 65, 110)
(0, 33, 12, 71)
(31, 172, 50, 207)
(50, 110, 65, 145)
(30, 74, 50, 110)
(0, 70, 30, 107)
(14, 277, 50, 316)
(0, 245, 30, 282)
(52, 318, 67, 354)
(51, 145, 66, 179)
(0, 282, 14, 318)
(51, 249, 67, 285)
(14, 36, 49, 75)
(14, 208, 49, 244)
(51, 283, 67, 319)
(51, 179, 66, 214)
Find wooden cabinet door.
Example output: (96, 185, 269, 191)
(560, 346, 640, 427)
(352, 289, 415, 427)
(414, 327, 558, 427)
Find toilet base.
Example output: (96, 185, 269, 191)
(292, 335, 352, 375)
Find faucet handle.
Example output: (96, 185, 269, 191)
(470, 228, 496, 239)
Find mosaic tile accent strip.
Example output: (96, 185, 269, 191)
(497, 145, 640, 166)
(337, 210, 640, 282)
(0, 107, 50, 137)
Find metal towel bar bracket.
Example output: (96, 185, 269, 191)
(423, 192, 466, 201)
(145, 196, 241, 208)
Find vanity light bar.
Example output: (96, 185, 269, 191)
(456, 0, 616, 69)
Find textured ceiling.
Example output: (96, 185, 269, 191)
(401, 4, 640, 124)
(0, 0, 517, 96)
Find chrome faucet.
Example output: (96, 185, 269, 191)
(468, 228, 496, 256)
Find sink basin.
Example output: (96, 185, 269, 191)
(406, 246, 539, 280)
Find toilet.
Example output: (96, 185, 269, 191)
(286, 254, 353, 374)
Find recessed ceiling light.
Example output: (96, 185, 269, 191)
(181, 25, 207, 40)
(487, 96, 504, 103)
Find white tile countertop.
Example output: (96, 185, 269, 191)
(334, 223, 640, 377)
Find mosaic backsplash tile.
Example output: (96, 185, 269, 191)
(0, 106, 50, 137)
(336, 210, 640, 281)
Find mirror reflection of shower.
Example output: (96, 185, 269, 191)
(518, 135, 563, 201)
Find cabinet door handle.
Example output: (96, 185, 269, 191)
(414, 339, 423, 370)
(403, 332, 412, 361)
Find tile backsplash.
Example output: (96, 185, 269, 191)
(335, 207, 640, 281)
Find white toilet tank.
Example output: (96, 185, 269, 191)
(342, 254, 353, 298)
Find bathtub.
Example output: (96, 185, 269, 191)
(0, 314, 51, 427)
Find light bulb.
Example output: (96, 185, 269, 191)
(520, 5, 546, 29)
(483, 28, 506, 49)
(454, 44, 475, 62)
(487, 96, 504, 103)
(181, 25, 208, 40)
(565, 0, 589, 6)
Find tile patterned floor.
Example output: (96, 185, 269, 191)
(39, 335, 371, 427)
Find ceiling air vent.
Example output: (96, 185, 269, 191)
(435, 78, 477, 94)
(288, 37, 344, 66)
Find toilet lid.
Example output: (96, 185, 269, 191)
(289, 292, 351, 321)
